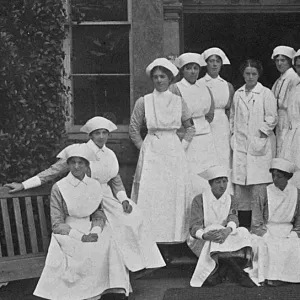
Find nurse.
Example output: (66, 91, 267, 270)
(294, 49, 300, 77)
(174, 52, 218, 196)
(271, 45, 298, 156)
(199, 47, 234, 192)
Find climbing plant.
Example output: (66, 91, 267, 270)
(0, 0, 68, 183)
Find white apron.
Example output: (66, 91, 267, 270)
(132, 90, 191, 243)
(248, 183, 300, 284)
(177, 79, 219, 197)
(89, 148, 165, 270)
(34, 176, 130, 300)
(189, 190, 252, 287)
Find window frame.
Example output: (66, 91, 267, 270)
(63, 0, 133, 136)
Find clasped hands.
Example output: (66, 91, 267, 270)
(202, 227, 232, 244)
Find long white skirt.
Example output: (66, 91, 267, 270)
(131, 131, 191, 243)
(34, 217, 130, 300)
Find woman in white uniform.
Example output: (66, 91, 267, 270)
(271, 45, 298, 156)
(5, 117, 165, 274)
(188, 165, 254, 288)
(173, 52, 218, 196)
(129, 58, 195, 258)
(249, 158, 300, 286)
(294, 49, 300, 77)
(34, 144, 130, 300)
(199, 48, 234, 191)
(230, 59, 278, 228)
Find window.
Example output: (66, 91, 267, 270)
(64, 0, 132, 133)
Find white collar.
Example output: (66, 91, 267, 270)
(153, 89, 172, 96)
(86, 139, 106, 154)
(204, 73, 225, 82)
(281, 67, 296, 80)
(238, 82, 264, 94)
(180, 78, 203, 88)
(66, 172, 89, 187)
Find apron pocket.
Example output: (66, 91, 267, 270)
(248, 137, 268, 156)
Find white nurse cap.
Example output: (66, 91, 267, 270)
(175, 52, 207, 69)
(270, 158, 296, 174)
(57, 143, 94, 161)
(146, 58, 179, 77)
(293, 49, 300, 64)
(271, 46, 296, 59)
(198, 165, 229, 181)
(202, 47, 230, 65)
(80, 116, 117, 135)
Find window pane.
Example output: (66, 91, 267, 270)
(72, 25, 130, 74)
(72, 0, 128, 22)
(73, 75, 130, 125)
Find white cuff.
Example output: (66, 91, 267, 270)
(69, 229, 84, 241)
(288, 231, 298, 238)
(22, 176, 42, 190)
(195, 229, 204, 240)
(182, 139, 190, 151)
(117, 190, 128, 202)
(90, 226, 102, 235)
(227, 221, 237, 234)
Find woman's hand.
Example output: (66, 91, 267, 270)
(202, 230, 220, 242)
(4, 182, 24, 193)
(81, 233, 98, 243)
(217, 228, 232, 243)
(122, 200, 133, 214)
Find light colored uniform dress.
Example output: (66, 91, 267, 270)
(27, 140, 165, 272)
(248, 183, 300, 285)
(279, 82, 300, 188)
(129, 89, 195, 243)
(188, 190, 252, 287)
(198, 74, 234, 193)
(230, 83, 278, 210)
(272, 67, 299, 156)
(175, 78, 218, 196)
(34, 174, 130, 300)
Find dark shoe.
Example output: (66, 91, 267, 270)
(239, 273, 256, 288)
(204, 272, 222, 286)
(266, 280, 285, 287)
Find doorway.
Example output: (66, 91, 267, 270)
(183, 13, 300, 89)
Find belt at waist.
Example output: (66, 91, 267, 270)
(148, 129, 177, 136)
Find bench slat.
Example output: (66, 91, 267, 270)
(0, 199, 14, 256)
(25, 197, 39, 253)
(37, 196, 49, 251)
(13, 198, 27, 255)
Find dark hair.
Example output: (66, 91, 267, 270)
(205, 54, 223, 64)
(179, 62, 201, 78)
(150, 66, 174, 82)
(208, 176, 228, 186)
(269, 168, 293, 180)
(239, 59, 263, 77)
(89, 128, 109, 137)
(274, 54, 293, 67)
(67, 156, 90, 167)
(294, 55, 300, 65)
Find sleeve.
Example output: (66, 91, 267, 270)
(226, 195, 239, 232)
(259, 89, 278, 136)
(205, 87, 215, 123)
(181, 98, 195, 144)
(50, 184, 72, 236)
(169, 83, 182, 97)
(189, 195, 205, 239)
(129, 97, 145, 150)
(225, 82, 235, 119)
(108, 174, 127, 201)
(291, 190, 300, 238)
(251, 190, 268, 236)
(229, 92, 237, 135)
(91, 205, 107, 230)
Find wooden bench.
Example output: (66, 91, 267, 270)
(0, 185, 52, 283)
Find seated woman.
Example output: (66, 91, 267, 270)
(248, 158, 300, 286)
(188, 165, 254, 288)
(34, 144, 130, 300)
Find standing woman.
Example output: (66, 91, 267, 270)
(230, 59, 278, 227)
(129, 58, 195, 251)
(294, 49, 300, 77)
(174, 53, 218, 196)
(271, 46, 298, 156)
(199, 47, 234, 192)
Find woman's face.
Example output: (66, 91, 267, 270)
(243, 66, 259, 89)
(275, 55, 291, 74)
(206, 55, 222, 78)
(90, 128, 109, 149)
(182, 63, 200, 84)
(152, 69, 171, 92)
(295, 57, 300, 77)
(68, 157, 88, 180)
(272, 169, 289, 191)
(210, 177, 228, 199)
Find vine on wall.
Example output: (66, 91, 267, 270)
(0, 0, 68, 183)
